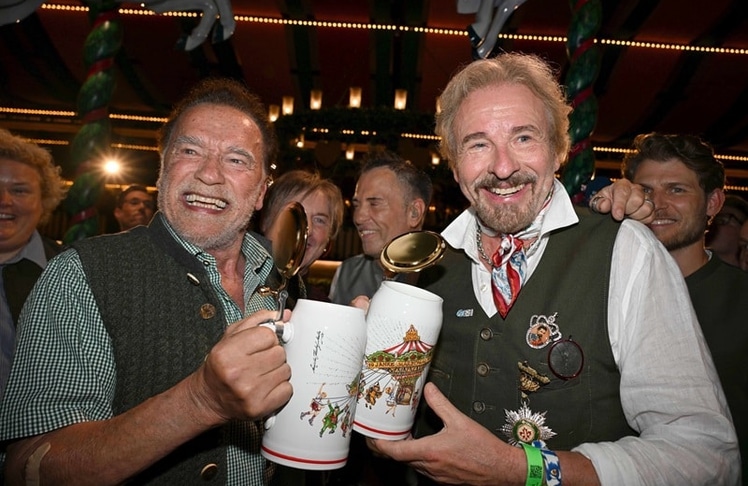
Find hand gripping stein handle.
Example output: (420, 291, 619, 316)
(259, 315, 294, 430)
(259, 314, 294, 345)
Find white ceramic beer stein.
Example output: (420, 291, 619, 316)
(352, 280, 443, 440)
(261, 299, 367, 470)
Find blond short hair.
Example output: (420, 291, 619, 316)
(0, 129, 67, 225)
(435, 52, 572, 170)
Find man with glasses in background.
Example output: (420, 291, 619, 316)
(114, 184, 155, 231)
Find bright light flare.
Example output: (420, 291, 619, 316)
(103, 159, 121, 175)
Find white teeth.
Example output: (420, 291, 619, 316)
(186, 194, 227, 209)
(0, 213, 13, 220)
(651, 218, 674, 226)
(488, 184, 524, 196)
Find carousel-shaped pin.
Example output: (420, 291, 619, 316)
(500, 402, 556, 446)
(525, 313, 560, 349)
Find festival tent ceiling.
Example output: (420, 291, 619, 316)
(1, 0, 747, 191)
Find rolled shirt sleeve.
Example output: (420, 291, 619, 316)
(574, 220, 740, 485)
(0, 249, 116, 440)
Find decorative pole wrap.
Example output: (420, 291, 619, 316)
(64, 0, 122, 243)
(561, 0, 602, 197)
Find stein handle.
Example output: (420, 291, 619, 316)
(259, 319, 294, 430)
(259, 320, 294, 344)
(264, 415, 277, 430)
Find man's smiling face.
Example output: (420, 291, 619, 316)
(352, 167, 419, 258)
(157, 103, 268, 252)
(632, 158, 716, 252)
(451, 83, 560, 235)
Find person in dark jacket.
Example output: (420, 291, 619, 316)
(0, 128, 67, 400)
(623, 132, 748, 480)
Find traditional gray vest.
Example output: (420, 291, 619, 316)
(416, 210, 635, 450)
(74, 215, 270, 484)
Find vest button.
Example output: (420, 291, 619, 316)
(472, 401, 486, 413)
(480, 328, 493, 341)
(200, 303, 216, 319)
(476, 362, 490, 377)
(200, 463, 218, 480)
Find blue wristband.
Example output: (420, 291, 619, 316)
(540, 448, 562, 486)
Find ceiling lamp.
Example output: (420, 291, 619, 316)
(268, 104, 280, 122)
(310, 90, 322, 110)
(282, 96, 294, 115)
(394, 89, 407, 110)
(349, 87, 362, 108)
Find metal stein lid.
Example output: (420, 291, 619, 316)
(273, 201, 308, 280)
(380, 230, 446, 274)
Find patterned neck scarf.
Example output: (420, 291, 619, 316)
(482, 188, 553, 318)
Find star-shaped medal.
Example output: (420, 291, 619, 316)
(500, 403, 556, 446)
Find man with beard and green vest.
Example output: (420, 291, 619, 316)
(368, 53, 740, 485)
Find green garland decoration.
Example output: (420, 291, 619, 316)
(561, 0, 602, 196)
(63, 0, 122, 243)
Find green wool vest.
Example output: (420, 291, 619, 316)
(74, 216, 233, 485)
(416, 210, 635, 450)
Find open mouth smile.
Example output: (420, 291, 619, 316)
(185, 194, 227, 210)
(486, 183, 526, 197)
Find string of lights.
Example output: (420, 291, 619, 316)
(6, 104, 746, 165)
(40, 2, 748, 55)
(20, 3, 748, 192)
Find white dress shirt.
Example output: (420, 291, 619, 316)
(441, 179, 740, 485)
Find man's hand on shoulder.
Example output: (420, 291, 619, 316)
(589, 179, 655, 223)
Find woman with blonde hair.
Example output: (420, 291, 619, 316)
(260, 169, 344, 305)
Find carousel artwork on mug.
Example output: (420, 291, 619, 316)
(357, 324, 436, 417)
(297, 331, 364, 439)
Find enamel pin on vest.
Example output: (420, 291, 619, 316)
(502, 311, 586, 447)
(525, 312, 584, 381)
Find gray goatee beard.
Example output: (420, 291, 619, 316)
(472, 173, 540, 234)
